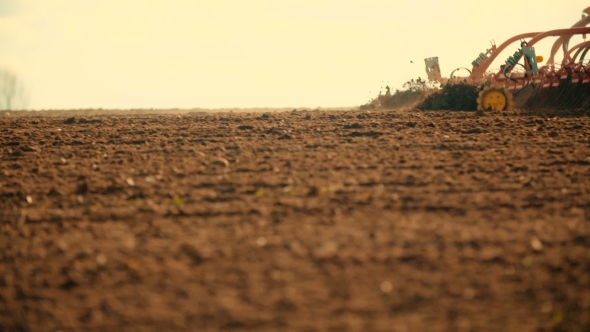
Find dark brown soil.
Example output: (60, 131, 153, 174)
(1, 108, 589, 332)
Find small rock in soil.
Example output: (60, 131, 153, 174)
(210, 158, 230, 167)
(96, 253, 107, 266)
(530, 236, 543, 252)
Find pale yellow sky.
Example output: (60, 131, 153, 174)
(1, 0, 588, 110)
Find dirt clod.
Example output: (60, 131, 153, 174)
(462, 127, 483, 134)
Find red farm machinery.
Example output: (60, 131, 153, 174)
(377, 7, 590, 111)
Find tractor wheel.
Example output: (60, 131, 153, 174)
(476, 84, 514, 111)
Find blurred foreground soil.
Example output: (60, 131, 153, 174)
(1, 108, 589, 331)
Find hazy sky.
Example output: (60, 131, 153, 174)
(1, 0, 589, 110)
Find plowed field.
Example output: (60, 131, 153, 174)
(1, 108, 589, 331)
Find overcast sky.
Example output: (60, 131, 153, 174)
(1, 0, 589, 110)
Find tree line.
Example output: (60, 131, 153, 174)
(0, 68, 28, 110)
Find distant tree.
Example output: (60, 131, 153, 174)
(0, 68, 28, 110)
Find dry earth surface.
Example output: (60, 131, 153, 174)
(0, 108, 589, 332)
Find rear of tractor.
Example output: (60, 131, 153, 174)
(423, 7, 590, 111)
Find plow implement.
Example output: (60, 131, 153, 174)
(488, 25, 590, 110)
(376, 7, 590, 111)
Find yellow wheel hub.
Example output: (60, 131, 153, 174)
(476, 85, 513, 111)
(481, 90, 506, 111)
